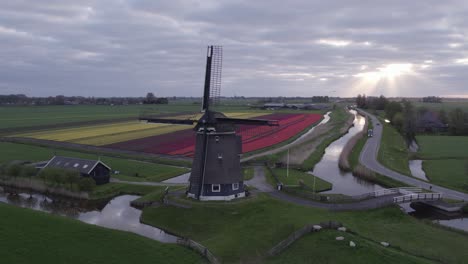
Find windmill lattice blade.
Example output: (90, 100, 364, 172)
(209, 46, 222, 107)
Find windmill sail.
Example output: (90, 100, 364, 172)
(202, 46, 222, 112)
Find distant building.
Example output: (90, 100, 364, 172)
(416, 111, 448, 133)
(42, 156, 111, 185)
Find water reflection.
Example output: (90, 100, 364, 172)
(399, 202, 468, 232)
(312, 110, 381, 195)
(409, 160, 428, 181)
(0, 189, 177, 243)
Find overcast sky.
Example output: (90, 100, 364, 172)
(1, 1, 468, 97)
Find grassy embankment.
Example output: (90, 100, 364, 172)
(416, 135, 468, 193)
(0, 142, 188, 182)
(0, 203, 205, 264)
(271, 168, 332, 192)
(243, 167, 255, 181)
(142, 194, 468, 263)
(378, 121, 412, 176)
(300, 107, 351, 171)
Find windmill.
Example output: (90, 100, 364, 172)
(140, 46, 278, 201)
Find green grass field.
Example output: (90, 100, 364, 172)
(141, 194, 468, 263)
(0, 203, 204, 264)
(0, 142, 189, 182)
(267, 230, 430, 264)
(272, 168, 332, 192)
(413, 101, 468, 112)
(416, 135, 468, 192)
(378, 122, 411, 176)
(416, 136, 468, 159)
(422, 160, 468, 193)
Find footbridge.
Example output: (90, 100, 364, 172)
(354, 187, 443, 204)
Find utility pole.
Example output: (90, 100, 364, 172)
(287, 148, 290, 178)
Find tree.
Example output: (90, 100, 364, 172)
(356, 94, 368, 108)
(448, 108, 468, 135)
(402, 100, 416, 143)
(384, 101, 403, 122)
(439, 109, 448, 124)
(392, 112, 404, 132)
(144, 93, 156, 104)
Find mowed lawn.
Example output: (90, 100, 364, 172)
(13, 112, 267, 146)
(0, 203, 204, 264)
(416, 135, 468, 193)
(0, 142, 188, 182)
(378, 122, 411, 176)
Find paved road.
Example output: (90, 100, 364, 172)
(359, 111, 468, 201)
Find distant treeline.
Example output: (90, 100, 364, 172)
(0, 94, 170, 106)
(356, 94, 468, 143)
(259, 96, 330, 103)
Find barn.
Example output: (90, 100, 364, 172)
(43, 156, 111, 185)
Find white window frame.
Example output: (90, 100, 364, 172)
(232, 183, 239, 190)
(212, 184, 221, 193)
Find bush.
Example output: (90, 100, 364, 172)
(7, 164, 22, 177)
(78, 177, 96, 192)
(20, 165, 37, 178)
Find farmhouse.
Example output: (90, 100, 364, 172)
(416, 111, 448, 133)
(43, 156, 111, 185)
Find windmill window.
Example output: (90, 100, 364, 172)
(83, 164, 89, 169)
(232, 183, 239, 190)
(215, 136, 220, 142)
(212, 184, 221, 192)
(73, 163, 79, 168)
(217, 154, 223, 160)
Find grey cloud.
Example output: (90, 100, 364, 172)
(0, 0, 467, 97)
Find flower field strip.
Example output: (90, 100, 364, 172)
(72, 125, 190, 146)
(105, 128, 195, 153)
(102, 113, 267, 153)
(14, 121, 169, 142)
(241, 113, 321, 153)
(14, 112, 266, 146)
(104, 113, 321, 156)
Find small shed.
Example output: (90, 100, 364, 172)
(43, 156, 111, 185)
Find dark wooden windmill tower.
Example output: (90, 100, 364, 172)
(141, 46, 278, 201)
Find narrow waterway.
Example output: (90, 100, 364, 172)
(0, 188, 177, 243)
(312, 110, 381, 196)
(409, 160, 429, 181)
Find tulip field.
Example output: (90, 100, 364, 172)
(106, 113, 322, 156)
(13, 111, 322, 156)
